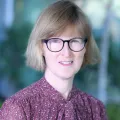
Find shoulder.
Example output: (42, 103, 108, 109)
(0, 96, 26, 120)
(8, 78, 43, 102)
(0, 78, 44, 119)
(75, 88, 105, 107)
(74, 88, 108, 119)
(1, 78, 43, 111)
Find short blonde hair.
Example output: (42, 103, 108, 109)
(25, 0, 100, 71)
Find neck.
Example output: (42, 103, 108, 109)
(44, 68, 74, 99)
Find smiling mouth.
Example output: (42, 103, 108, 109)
(59, 61, 73, 66)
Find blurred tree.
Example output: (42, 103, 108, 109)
(98, 0, 113, 104)
(107, 104, 120, 120)
(109, 42, 120, 87)
(0, 23, 32, 88)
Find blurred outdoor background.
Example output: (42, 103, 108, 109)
(0, 0, 120, 119)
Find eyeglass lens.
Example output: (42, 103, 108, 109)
(45, 38, 86, 52)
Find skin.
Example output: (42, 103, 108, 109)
(43, 25, 86, 99)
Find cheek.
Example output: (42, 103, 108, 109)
(77, 48, 86, 58)
(82, 48, 86, 56)
(44, 51, 59, 65)
(75, 49, 86, 66)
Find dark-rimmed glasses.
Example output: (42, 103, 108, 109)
(42, 37, 87, 52)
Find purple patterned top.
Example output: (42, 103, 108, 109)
(0, 77, 107, 120)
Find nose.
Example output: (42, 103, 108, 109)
(61, 42, 72, 57)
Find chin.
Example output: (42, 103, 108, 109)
(57, 73, 75, 80)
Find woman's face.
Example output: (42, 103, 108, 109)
(43, 25, 86, 80)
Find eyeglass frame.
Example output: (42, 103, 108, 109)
(42, 37, 88, 52)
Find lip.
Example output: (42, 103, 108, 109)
(59, 61, 73, 66)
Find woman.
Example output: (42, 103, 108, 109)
(0, 0, 108, 120)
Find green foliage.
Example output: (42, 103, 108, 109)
(0, 101, 2, 108)
(95, 35, 120, 88)
(106, 104, 120, 120)
(108, 47, 120, 87)
(0, 23, 32, 87)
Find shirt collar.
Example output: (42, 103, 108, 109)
(40, 77, 78, 103)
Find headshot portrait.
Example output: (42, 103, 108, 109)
(0, 0, 108, 120)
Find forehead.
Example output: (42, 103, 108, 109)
(52, 25, 83, 39)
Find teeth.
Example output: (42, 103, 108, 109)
(60, 61, 72, 64)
